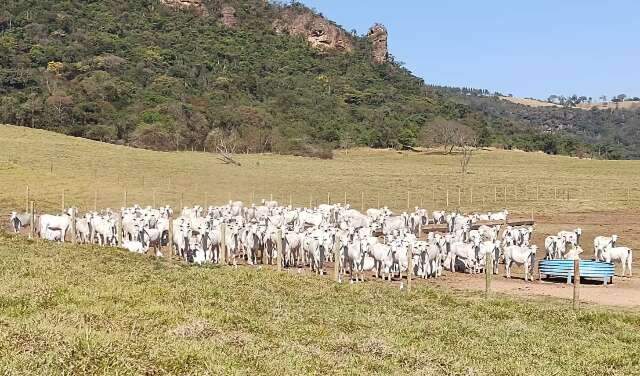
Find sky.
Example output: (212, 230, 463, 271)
(300, 0, 639, 100)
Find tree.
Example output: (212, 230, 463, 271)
(421, 118, 468, 154)
(458, 129, 478, 175)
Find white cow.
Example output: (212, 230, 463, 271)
(593, 235, 618, 262)
(544, 236, 565, 260)
(345, 239, 366, 282)
(123, 240, 147, 254)
(503, 245, 537, 281)
(9, 212, 31, 233)
(558, 228, 582, 246)
(369, 243, 394, 280)
(601, 246, 633, 277)
(39, 212, 72, 242)
(563, 245, 584, 260)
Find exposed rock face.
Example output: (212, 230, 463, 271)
(274, 9, 353, 52)
(220, 5, 237, 28)
(159, 0, 208, 16)
(367, 23, 388, 64)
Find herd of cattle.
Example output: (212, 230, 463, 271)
(9, 200, 634, 281)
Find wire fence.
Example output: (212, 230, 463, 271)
(6, 183, 640, 219)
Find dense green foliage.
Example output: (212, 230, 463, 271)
(0, 0, 632, 158)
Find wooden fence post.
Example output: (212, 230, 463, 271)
(485, 250, 493, 298)
(573, 259, 581, 310)
(327, 192, 331, 205)
(70, 209, 77, 245)
(29, 201, 35, 240)
(220, 223, 227, 265)
(470, 187, 473, 205)
(270, 193, 273, 202)
(276, 228, 283, 272)
(334, 237, 341, 282)
(123, 190, 127, 208)
(407, 243, 413, 292)
(25, 186, 29, 213)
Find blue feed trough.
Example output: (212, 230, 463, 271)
(538, 260, 615, 285)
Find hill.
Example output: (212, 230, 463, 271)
(500, 96, 640, 112)
(432, 87, 640, 159)
(0, 0, 600, 159)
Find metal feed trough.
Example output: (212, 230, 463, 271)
(539, 260, 615, 285)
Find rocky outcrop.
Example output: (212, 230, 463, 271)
(367, 23, 388, 64)
(159, 0, 208, 16)
(274, 9, 352, 52)
(220, 5, 237, 28)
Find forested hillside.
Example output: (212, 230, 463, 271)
(433, 87, 640, 159)
(0, 0, 632, 158)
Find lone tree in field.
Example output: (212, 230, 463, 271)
(458, 129, 478, 175)
(422, 118, 477, 156)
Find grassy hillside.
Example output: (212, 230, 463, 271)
(1, 124, 639, 216)
(1, 234, 639, 375)
(0, 0, 595, 158)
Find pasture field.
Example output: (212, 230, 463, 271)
(1, 124, 640, 217)
(1, 234, 639, 375)
(1, 124, 640, 374)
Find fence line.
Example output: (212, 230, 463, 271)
(8, 184, 640, 217)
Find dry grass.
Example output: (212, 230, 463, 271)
(500, 96, 640, 111)
(1, 124, 639, 218)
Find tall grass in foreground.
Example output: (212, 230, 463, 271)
(0, 234, 638, 375)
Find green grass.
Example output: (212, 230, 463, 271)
(1, 124, 640, 217)
(1, 233, 639, 375)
